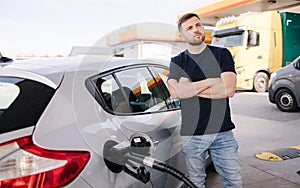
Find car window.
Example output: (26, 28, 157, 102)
(293, 56, 300, 70)
(150, 66, 180, 109)
(0, 81, 20, 111)
(0, 77, 55, 134)
(96, 74, 132, 113)
(115, 67, 169, 113)
(91, 65, 180, 115)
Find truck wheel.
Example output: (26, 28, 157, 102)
(275, 89, 297, 112)
(254, 72, 269, 92)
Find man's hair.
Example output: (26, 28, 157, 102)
(177, 13, 201, 31)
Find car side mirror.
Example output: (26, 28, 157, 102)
(295, 60, 300, 70)
(247, 31, 259, 47)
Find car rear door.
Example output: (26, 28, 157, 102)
(89, 64, 181, 149)
(86, 64, 182, 187)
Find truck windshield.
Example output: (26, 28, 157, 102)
(212, 32, 245, 47)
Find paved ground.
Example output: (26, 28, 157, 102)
(205, 105, 300, 187)
(165, 92, 300, 188)
(206, 162, 300, 188)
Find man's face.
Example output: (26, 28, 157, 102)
(180, 16, 205, 46)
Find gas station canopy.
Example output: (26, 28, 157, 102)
(182, 0, 300, 26)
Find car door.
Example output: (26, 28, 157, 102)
(83, 63, 183, 187)
(94, 65, 181, 152)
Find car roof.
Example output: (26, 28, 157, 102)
(0, 56, 169, 88)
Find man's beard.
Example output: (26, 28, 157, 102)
(188, 40, 203, 46)
(188, 35, 205, 46)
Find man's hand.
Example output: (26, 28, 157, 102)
(175, 77, 199, 98)
(197, 72, 236, 99)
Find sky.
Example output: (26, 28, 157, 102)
(0, 0, 219, 58)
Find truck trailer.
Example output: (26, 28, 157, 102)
(212, 10, 300, 92)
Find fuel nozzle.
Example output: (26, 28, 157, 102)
(103, 134, 197, 188)
(103, 134, 153, 183)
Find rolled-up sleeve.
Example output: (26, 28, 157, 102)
(168, 57, 183, 81)
(221, 48, 236, 74)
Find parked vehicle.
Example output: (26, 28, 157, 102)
(268, 56, 300, 112)
(212, 10, 300, 92)
(0, 56, 189, 187)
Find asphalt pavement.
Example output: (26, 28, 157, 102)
(205, 92, 300, 188)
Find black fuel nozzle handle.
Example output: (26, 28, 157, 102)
(108, 135, 152, 166)
(104, 139, 152, 183)
(112, 138, 152, 183)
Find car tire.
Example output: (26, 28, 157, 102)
(275, 89, 297, 112)
(254, 72, 269, 92)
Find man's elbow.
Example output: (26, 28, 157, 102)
(226, 88, 236, 98)
(167, 81, 180, 99)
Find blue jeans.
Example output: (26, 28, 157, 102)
(181, 130, 242, 188)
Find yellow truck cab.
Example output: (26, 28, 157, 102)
(212, 10, 300, 92)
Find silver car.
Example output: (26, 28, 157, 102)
(268, 56, 300, 112)
(0, 56, 186, 187)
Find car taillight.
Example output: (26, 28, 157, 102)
(0, 136, 90, 188)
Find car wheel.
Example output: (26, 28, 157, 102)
(275, 89, 297, 112)
(254, 72, 269, 92)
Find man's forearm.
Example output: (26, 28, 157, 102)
(168, 78, 216, 99)
(197, 74, 236, 99)
(192, 78, 220, 94)
(197, 82, 227, 99)
(167, 78, 205, 99)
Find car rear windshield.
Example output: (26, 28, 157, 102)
(0, 77, 55, 134)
